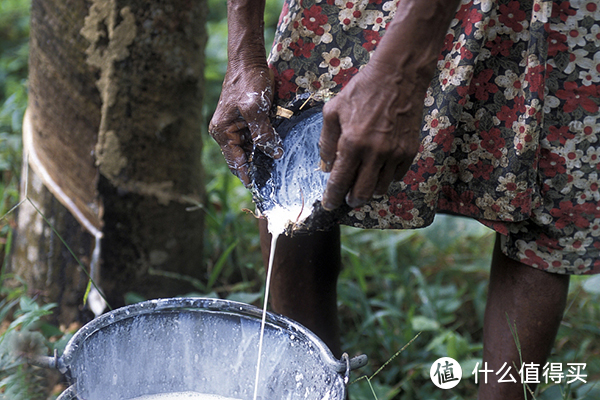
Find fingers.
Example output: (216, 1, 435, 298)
(209, 107, 253, 186)
(222, 143, 251, 186)
(209, 64, 282, 185)
(324, 156, 403, 210)
(238, 87, 284, 160)
(346, 157, 386, 208)
(244, 109, 284, 159)
(393, 161, 412, 183)
(319, 102, 342, 172)
(373, 161, 397, 196)
(322, 147, 360, 211)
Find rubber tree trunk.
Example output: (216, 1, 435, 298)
(11, 0, 207, 325)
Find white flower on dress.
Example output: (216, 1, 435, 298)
(423, 109, 451, 134)
(585, 24, 600, 47)
(295, 71, 319, 92)
(364, 10, 389, 31)
(590, 218, 600, 237)
(274, 37, 294, 62)
(348, 204, 368, 221)
(569, 115, 600, 144)
(317, 73, 338, 91)
(424, 87, 436, 107)
(581, 145, 600, 166)
(473, 0, 495, 13)
(319, 48, 352, 75)
(574, 172, 600, 202)
(559, 140, 585, 170)
(559, 169, 585, 196)
(419, 176, 442, 206)
(531, 0, 552, 23)
(559, 231, 594, 256)
(512, 115, 538, 155)
(497, 173, 527, 199)
(382, 0, 400, 15)
(556, 22, 589, 48)
(495, 69, 525, 100)
(571, 0, 600, 21)
(578, 51, 600, 85)
(335, 0, 369, 30)
(437, 53, 472, 90)
(543, 95, 561, 114)
(367, 200, 393, 228)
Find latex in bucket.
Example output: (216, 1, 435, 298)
(55, 298, 358, 400)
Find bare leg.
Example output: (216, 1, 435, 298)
(259, 219, 343, 357)
(478, 234, 570, 399)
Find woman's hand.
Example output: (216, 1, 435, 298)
(319, 0, 461, 210)
(209, 63, 282, 186)
(209, 0, 282, 186)
(319, 63, 423, 210)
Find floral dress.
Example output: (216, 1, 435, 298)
(267, 0, 600, 275)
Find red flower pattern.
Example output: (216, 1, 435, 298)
(555, 82, 599, 113)
(498, 1, 526, 33)
(267, 0, 600, 275)
(362, 30, 382, 51)
(289, 38, 315, 58)
(480, 128, 506, 159)
(469, 69, 499, 101)
(332, 67, 359, 87)
(302, 5, 328, 34)
(550, 201, 591, 229)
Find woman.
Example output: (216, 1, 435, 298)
(209, 0, 599, 398)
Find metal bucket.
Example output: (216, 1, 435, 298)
(49, 298, 366, 400)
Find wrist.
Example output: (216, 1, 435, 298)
(368, 0, 461, 84)
(227, 0, 267, 65)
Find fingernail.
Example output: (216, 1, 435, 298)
(320, 160, 332, 172)
(273, 145, 284, 158)
(347, 199, 361, 208)
(346, 194, 365, 209)
(322, 201, 335, 211)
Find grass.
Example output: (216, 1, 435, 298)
(1, 0, 600, 399)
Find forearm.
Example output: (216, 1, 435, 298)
(227, 0, 267, 67)
(369, 0, 461, 84)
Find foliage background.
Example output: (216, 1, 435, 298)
(0, 0, 599, 399)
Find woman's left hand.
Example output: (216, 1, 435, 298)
(318, 0, 460, 211)
(319, 62, 425, 210)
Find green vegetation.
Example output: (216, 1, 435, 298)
(0, 0, 27, 240)
(1, 1, 599, 399)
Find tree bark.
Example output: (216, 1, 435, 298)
(11, 0, 207, 325)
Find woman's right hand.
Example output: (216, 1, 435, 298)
(209, 63, 283, 187)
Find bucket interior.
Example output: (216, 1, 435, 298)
(58, 298, 346, 400)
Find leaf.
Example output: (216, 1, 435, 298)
(124, 292, 146, 305)
(9, 302, 55, 332)
(38, 322, 62, 339)
(460, 358, 482, 379)
(350, 378, 399, 400)
(82, 279, 92, 307)
(411, 316, 440, 331)
(208, 239, 238, 289)
(582, 275, 600, 295)
(227, 292, 262, 304)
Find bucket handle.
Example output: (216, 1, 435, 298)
(337, 353, 368, 384)
(29, 350, 59, 370)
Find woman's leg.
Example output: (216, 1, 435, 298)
(478, 234, 570, 399)
(258, 219, 343, 357)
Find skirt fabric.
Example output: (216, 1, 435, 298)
(267, 0, 600, 275)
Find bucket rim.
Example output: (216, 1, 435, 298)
(58, 297, 346, 375)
